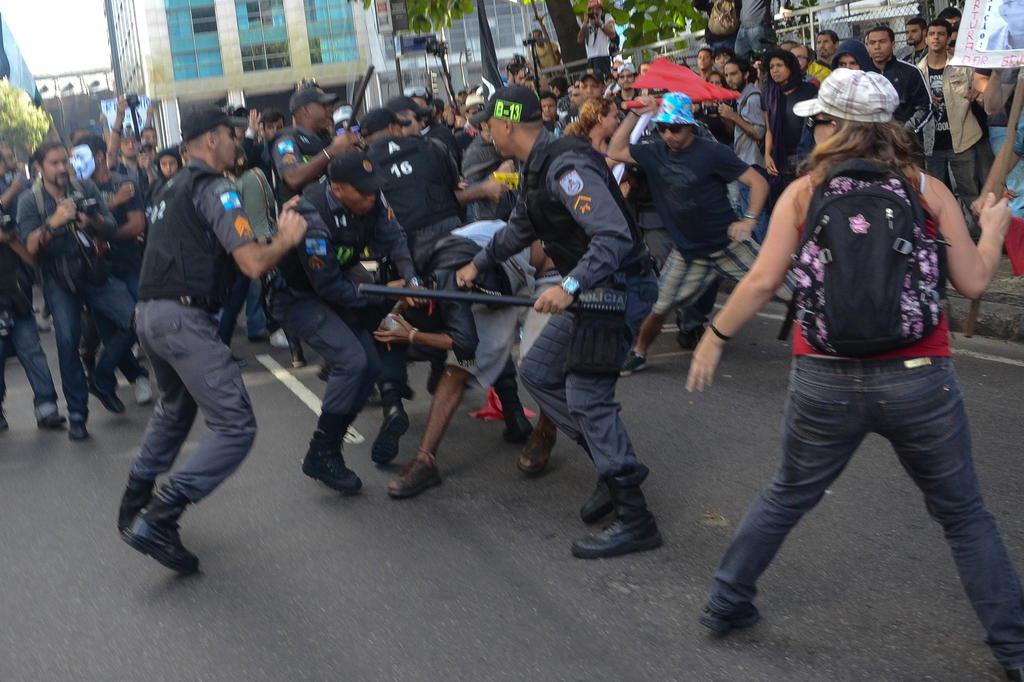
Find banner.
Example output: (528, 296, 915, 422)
(477, 0, 503, 98)
(100, 96, 152, 137)
(951, 0, 1024, 68)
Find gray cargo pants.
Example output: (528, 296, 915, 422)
(130, 299, 257, 502)
(519, 270, 658, 478)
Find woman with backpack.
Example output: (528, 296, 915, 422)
(686, 69, 1024, 677)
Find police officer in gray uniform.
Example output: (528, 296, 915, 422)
(456, 87, 661, 560)
(272, 149, 419, 492)
(118, 107, 308, 575)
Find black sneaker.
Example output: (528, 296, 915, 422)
(89, 381, 126, 414)
(676, 327, 704, 351)
(699, 603, 762, 635)
(619, 352, 647, 376)
(37, 412, 67, 430)
(68, 420, 89, 441)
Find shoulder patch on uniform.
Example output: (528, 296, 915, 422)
(305, 238, 328, 256)
(572, 195, 593, 215)
(558, 170, 584, 196)
(307, 256, 325, 270)
(220, 191, 242, 210)
(234, 215, 253, 239)
(277, 139, 296, 155)
(281, 153, 298, 165)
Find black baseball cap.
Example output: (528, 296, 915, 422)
(469, 86, 542, 127)
(289, 86, 340, 113)
(578, 69, 602, 84)
(385, 95, 432, 119)
(328, 150, 382, 194)
(359, 108, 412, 137)
(180, 106, 247, 142)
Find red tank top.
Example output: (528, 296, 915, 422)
(791, 177, 951, 359)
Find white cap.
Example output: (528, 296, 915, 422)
(792, 69, 899, 123)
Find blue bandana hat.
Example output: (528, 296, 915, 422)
(652, 92, 696, 126)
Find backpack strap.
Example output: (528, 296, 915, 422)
(32, 178, 46, 220)
(825, 158, 892, 182)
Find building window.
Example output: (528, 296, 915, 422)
(304, 0, 358, 64)
(165, 0, 224, 80)
(235, 0, 290, 71)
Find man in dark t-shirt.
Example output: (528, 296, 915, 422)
(608, 93, 792, 375)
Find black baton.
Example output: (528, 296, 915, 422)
(357, 284, 626, 314)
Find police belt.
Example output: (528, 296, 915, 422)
(145, 295, 220, 313)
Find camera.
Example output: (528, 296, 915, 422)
(696, 101, 722, 119)
(126, 93, 140, 108)
(0, 212, 12, 232)
(522, 37, 537, 47)
(424, 37, 448, 58)
(71, 191, 100, 216)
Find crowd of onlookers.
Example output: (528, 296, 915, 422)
(3, 0, 1021, 435)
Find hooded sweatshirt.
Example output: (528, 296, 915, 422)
(831, 39, 873, 71)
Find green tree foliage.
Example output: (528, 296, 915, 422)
(363, 0, 703, 49)
(0, 81, 51, 154)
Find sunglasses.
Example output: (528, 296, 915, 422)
(809, 116, 835, 129)
(656, 123, 685, 134)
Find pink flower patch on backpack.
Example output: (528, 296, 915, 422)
(849, 214, 870, 234)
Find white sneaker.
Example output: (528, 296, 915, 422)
(35, 311, 51, 333)
(270, 329, 290, 349)
(134, 376, 153, 405)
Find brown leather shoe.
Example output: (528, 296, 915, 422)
(388, 451, 442, 499)
(517, 413, 556, 476)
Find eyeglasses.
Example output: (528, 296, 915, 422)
(656, 123, 685, 134)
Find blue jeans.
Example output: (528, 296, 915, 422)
(990, 126, 1024, 218)
(705, 33, 737, 53)
(709, 356, 1024, 667)
(732, 25, 774, 60)
(218, 277, 267, 345)
(0, 310, 59, 418)
(44, 276, 137, 422)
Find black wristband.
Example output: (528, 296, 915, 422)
(709, 322, 732, 342)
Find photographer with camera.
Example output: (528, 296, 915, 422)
(0, 201, 66, 433)
(17, 141, 139, 441)
(577, 0, 617, 81)
(79, 135, 152, 405)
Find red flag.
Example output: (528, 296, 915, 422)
(1006, 217, 1024, 276)
(630, 57, 740, 102)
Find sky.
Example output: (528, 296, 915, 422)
(0, 0, 111, 76)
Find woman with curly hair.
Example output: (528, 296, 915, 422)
(563, 97, 621, 162)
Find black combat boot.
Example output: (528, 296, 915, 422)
(372, 382, 409, 466)
(122, 485, 199, 575)
(579, 463, 649, 523)
(494, 374, 533, 444)
(571, 468, 662, 559)
(117, 474, 155, 533)
(302, 412, 362, 493)
(302, 433, 362, 493)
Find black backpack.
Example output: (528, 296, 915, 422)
(789, 160, 946, 357)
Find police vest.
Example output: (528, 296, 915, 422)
(367, 136, 460, 235)
(278, 179, 385, 293)
(523, 135, 644, 276)
(138, 166, 232, 304)
(274, 127, 327, 203)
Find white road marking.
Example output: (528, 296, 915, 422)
(255, 354, 365, 444)
(952, 348, 1024, 368)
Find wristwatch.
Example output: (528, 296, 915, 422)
(561, 276, 580, 297)
(742, 211, 759, 221)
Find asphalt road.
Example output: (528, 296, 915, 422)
(2, 302, 1024, 681)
